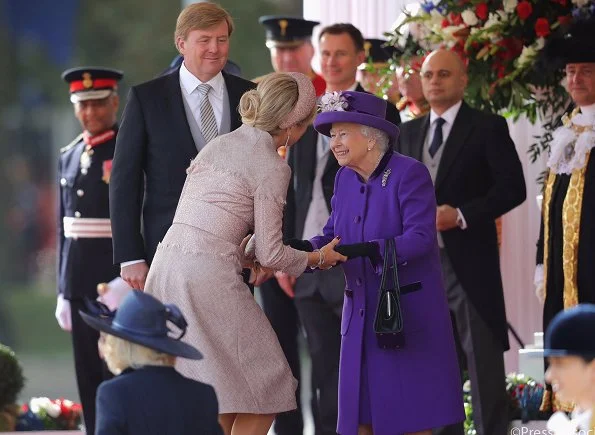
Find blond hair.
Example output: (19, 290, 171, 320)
(100, 334, 176, 375)
(239, 73, 316, 135)
(174, 2, 234, 46)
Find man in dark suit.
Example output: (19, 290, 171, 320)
(110, 2, 255, 289)
(396, 49, 526, 435)
(54, 66, 123, 435)
(277, 23, 401, 435)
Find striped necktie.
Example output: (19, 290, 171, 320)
(196, 83, 218, 143)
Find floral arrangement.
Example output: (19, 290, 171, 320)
(15, 397, 83, 431)
(506, 372, 550, 422)
(388, 0, 595, 160)
(462, 372, 550, 433)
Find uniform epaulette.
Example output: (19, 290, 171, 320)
(60, 133, 84, 153)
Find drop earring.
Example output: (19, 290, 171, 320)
(285, 132, 290, 147)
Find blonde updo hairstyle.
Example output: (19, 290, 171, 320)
(239, 72, 316, 137)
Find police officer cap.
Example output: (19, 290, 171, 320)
(259, 16, 319, 48)
(359, 38, 403, 70)
(544, 304, 595, 359)
(61, 67, 123, 104)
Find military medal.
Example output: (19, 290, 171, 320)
(80, 145, 93, 174)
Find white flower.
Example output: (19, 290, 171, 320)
(484, 10, 508, 30)
(503, 0, 518, 13)
(517, 45, 537, 67)
(461, 10, 479, 27)
(46, 402, 61, 418)
(463, 379, 472, 393)
(30, 397, 52, 414)
(318, 92, 348, 112)
(572, 0, 590, 6)
(535, 37, 545, 50)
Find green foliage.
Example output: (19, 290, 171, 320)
(0, 344, 25, 409)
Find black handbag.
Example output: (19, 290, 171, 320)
(373, 238, 405, 349)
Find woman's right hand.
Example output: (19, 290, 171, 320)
(319, 237, 348, 270)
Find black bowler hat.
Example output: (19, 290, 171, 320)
(359, 38, 403, 70)
(537, 16, 595, 72)
(79, 291, 203, 360)
(543, 304, 595, 359)
(61, 67, 123, 104)
(259, 16, 319, 48)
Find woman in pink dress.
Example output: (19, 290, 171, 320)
(144, 72, 346, 435)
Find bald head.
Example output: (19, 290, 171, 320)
(421, 49, 468, 114)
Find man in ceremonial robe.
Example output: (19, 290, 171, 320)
(535, 17, 595, 412)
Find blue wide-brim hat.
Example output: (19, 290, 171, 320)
(314, 91, 399, 143)
(80, 291, 203, 360)
(543, 304, 595, 358)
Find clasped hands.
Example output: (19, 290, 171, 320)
(239, 235, 347, 288)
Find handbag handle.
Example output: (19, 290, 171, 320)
(379, 239, 401, 294)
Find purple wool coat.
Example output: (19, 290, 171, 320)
(311, 151, 464, 435)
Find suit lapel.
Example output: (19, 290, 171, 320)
(223, 72, 243, 131)
(413, 115, 430, 162)
(164, 69, 198, 158)
(435, 102, 474, 189)
(297, 127, 318, 185)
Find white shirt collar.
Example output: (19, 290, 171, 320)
(179, 61, 224, 98)
(580, 102, 595, 118)
(430, 100, 463, 126)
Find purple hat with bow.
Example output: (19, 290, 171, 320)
(314, 91, 399, 143)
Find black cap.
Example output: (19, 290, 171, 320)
(359, 38, 403, 70)
(61, 67, 123, 103)
(538, 16, 595, 72)
(259, 16, 319, 48)
(543, 304, 595, 359)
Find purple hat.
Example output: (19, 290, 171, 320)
(314, 91, 399, 143)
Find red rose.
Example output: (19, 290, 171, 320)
(476, 3, 489, 20)
(557, 15, 572, 26)
(450, 12, 463, 26)
(516, 1, 533, 20)
(535, 18, 550, 37)
(441, 18, 450, 28)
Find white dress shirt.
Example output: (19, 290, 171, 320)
(179, 61, 225, 131)
(427, 100, 468, 230)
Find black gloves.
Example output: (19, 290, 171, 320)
(285, 239, 380, 261)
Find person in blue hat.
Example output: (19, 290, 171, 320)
(80, 291, 223, 435)
(56, 66, 123, 435)
(543, 304, 595, 434)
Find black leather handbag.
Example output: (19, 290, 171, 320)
(373, 238, 405, 349)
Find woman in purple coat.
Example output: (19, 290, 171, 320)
(310, 91, 464, 435)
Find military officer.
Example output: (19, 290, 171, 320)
(358, 38, 402, 104)
(257, 16, 326, 96)
(54, 66, 123, 435)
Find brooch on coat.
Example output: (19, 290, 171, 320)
(382, 168, 391, 187)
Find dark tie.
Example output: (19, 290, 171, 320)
(429, 117, 446, 158)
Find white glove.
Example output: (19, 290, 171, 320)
(55, 294, 72, 332)
(534, 264, 545, 304)
(97, 277, 133, 311)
